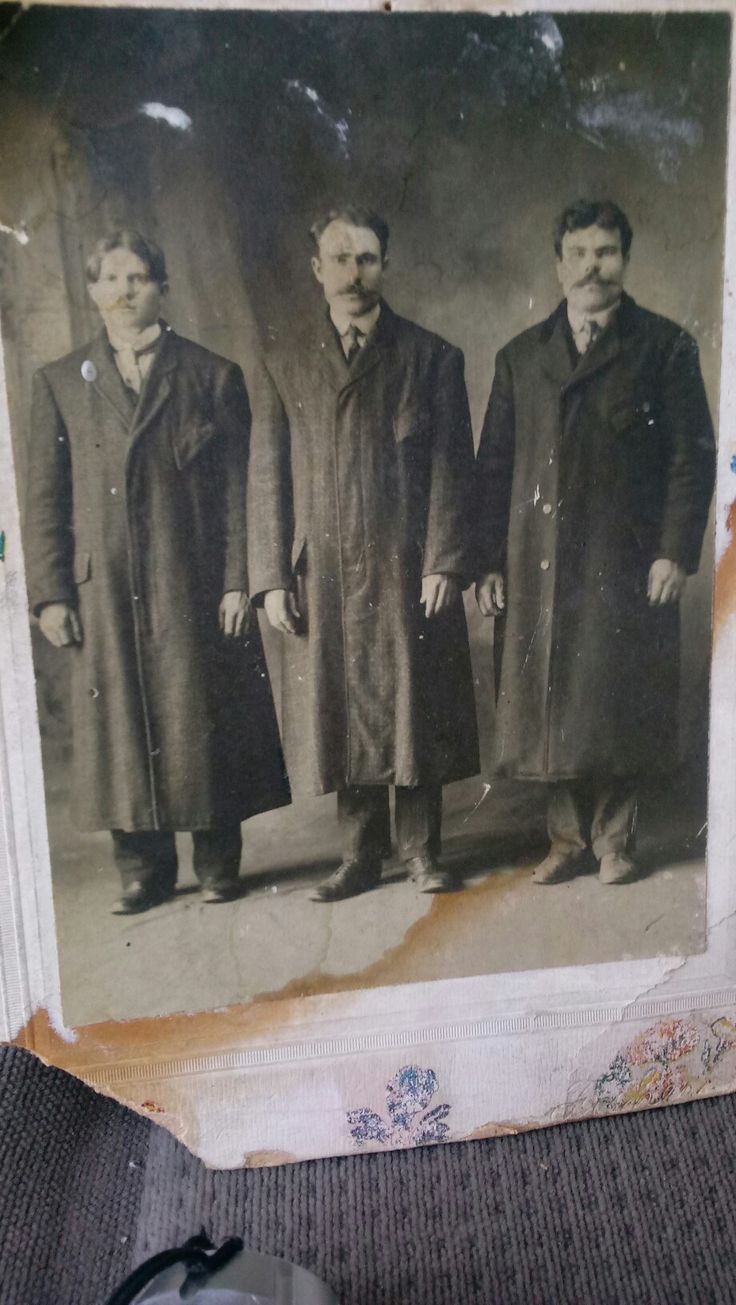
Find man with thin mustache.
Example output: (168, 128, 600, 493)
(248, 206, 479, 900)
(475, 199, 715, 885)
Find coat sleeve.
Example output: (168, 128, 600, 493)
(474, 347, 515, 576)
(656, 330, 716, 575)
(215, 360, 251, 595)
(24, 369, 75, 615)
(422, 345, 476, 584)
(245, 357, 295, 603)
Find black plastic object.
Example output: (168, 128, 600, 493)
(103, 1234, 340, 1304)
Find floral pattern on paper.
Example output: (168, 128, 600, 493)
(347, 1065, 451, 1149)
(594, 1015, 736, 1112)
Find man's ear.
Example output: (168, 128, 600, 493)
(87, 280, 102, 310)
(311, 255, 324, 285)
(555, 258, 565, 288)
(160, 282, 169, 298)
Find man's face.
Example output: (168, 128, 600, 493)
(556, 224, 628, 312)
(88, 247, 164, 333)
(311, 220, 385, 316)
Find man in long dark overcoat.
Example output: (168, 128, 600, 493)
(475, 199, 715, 885)
(25, 230, 289, 914)
(247, 206, 479, 900)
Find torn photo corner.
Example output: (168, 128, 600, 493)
(0, 0, 735, 1168)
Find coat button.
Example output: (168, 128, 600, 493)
(81, 360, 97, 383)
(540, 559, 550, 571)
(542, 504, 552, 515)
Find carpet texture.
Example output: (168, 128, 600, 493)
(1, 1044, 735, 1304)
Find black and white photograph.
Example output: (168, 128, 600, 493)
(0, 5, 726, 1027)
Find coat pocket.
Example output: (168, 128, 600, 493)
(73, 551, 91, 584)
(171, 420, 218, 470)
(610, 402, 655, 436)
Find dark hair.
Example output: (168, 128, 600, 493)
(553, 200, 633, 259)
(309, 206, 390, 260)
(85, 229, 168, 286)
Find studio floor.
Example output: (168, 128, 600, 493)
(48, 770, 706, 1027)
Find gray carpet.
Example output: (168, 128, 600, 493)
(1, 1045, 735, 1305)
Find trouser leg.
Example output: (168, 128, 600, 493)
(192, 826, 243, 887)
(547, 781, 594, 855)
(337, 786, 391, 864)
(591, 778, 638, 859)
(110, 830, 178, 892)
(395, 785, 443, 863)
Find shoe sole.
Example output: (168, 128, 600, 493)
(532, 870, 579, 885)
(309, 881, 381, 902)
(111, 897, 171, 915)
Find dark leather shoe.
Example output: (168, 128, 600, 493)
(532, 849, 589, 885)
(309, 860, 381, 902)
(201, 882, 242, 904)
(111, 880, 174, 915)
(599, 852, 638, 885)
(406, 856, 456, 893)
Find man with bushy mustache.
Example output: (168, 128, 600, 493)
(248, 206, 479, 901)
(475, 199, 715, 886)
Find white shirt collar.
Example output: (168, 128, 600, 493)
(105, 320, 162, 355)
(567, 297, 622, 340)
(329, 302, 381, 342)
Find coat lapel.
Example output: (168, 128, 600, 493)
(86, 324, 177, 435)
(313, 302, 393, 395)
(541, 298, 631, 394)
(564, 311, 622, 392)
(314, 317, 350, 391)
(540, 306, 576, 390)
(129, 324, 177, 441)
(338, 302, 394, 394)
(86, 332, 137, 427)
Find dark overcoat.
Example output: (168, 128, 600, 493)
(25, 325, 290, 831)
(475, 294, 716, 780)
(247, 303, 480, 796)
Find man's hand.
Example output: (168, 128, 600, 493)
(648, 559, 687, 606)
(475, 572, 506, 617)
(264, 588, 301, 635)
(38, 602, 83, 648)
(421, 574, 460, 619)
(219, 590, 251, 637)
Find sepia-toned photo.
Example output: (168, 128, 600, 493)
(0, 6, 726, 1029)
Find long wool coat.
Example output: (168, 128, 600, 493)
(475, 294, 716, 780)
(25, 326, 290, 831)
(247, 303, 480, 796)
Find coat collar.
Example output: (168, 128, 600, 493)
(541, 293, 639, 392)
(313, 300, 396, 393)
(86, 322, 178, 435)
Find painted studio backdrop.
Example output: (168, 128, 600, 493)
(0, 8, 728, 1024)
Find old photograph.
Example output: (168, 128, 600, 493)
(0, 6, 726, 1026)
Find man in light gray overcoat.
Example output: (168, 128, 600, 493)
(475, 199, 715, 886)
(25, 230, 290, 914)
(248, 206, 479, 901)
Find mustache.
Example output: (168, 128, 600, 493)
(340, 286, 371, 296)
(576, 273, 615, 288)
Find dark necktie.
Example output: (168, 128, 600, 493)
(577, 319, 601, 355)
(345, 324, 363, 364)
